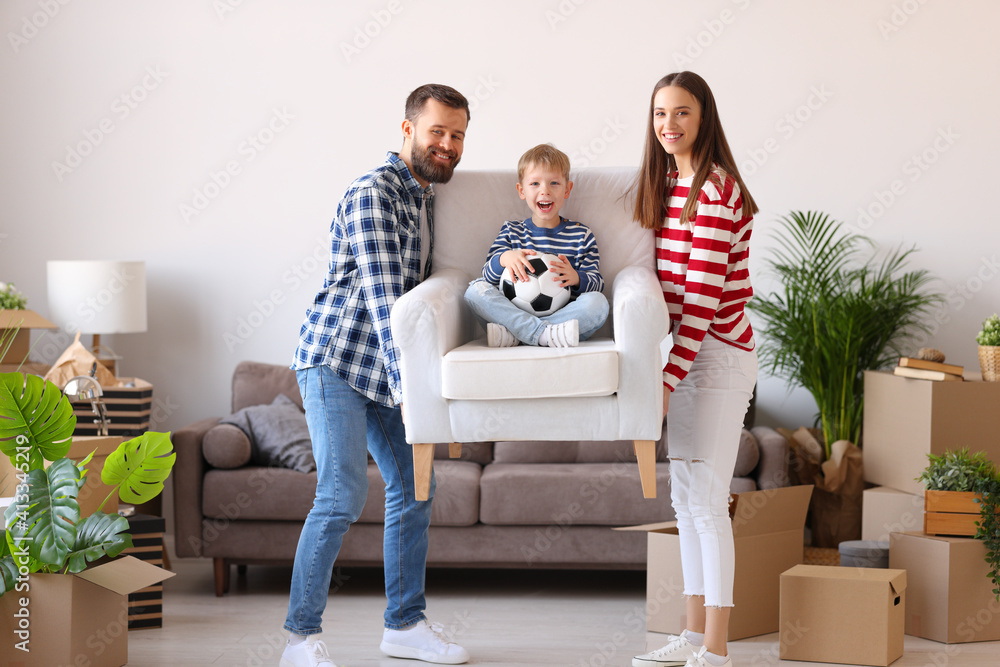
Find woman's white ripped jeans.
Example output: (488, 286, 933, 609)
(667, 334, 758, 608)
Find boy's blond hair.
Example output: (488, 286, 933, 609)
(517, 143, 571, 182)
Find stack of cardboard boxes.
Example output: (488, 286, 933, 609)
(862, 369, 1000, 646)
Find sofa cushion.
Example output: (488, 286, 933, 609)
(732, 429, 760, 477)
(202, 423, 252, 469)
(441, 338, 619, 400)
(493, 439, 667, 464)
(360, 460, 481, 527)
(479, 462, 672, 526)
(220, 394, 315, 473)
(433, 442, 493, 465)
(202, 460, 480, 527)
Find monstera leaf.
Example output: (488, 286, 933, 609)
(101, 432, 175, 506)
(4, 458, 82, 569)
(64, 512, 133, 574)
(0, 532, 19, 595)
(0, 372, 76, 470)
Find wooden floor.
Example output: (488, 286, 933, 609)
(125, 538, 1000, 666)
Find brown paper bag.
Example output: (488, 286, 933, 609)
(779, 427, 864, 548)
(43, 331, 118, 388)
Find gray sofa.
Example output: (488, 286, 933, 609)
(172, 361, 790, 596)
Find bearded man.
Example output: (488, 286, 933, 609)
(281, 84, 471, 667)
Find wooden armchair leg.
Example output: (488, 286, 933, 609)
(633, 440, 657, 499)
(448, 443, 462, 459)
(213, 557, 230, 597)
(413, 443, 434, 501)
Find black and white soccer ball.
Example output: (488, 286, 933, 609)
(500, 253, 571, 317)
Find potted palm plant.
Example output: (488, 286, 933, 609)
(749, 211, 941, 546)
(977, 314, 1000, 382)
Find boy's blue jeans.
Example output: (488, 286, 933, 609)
(464, 278, 609, 345)
(284, 366, 434, 635)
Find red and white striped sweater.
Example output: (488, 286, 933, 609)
(657, 166, 755, 391)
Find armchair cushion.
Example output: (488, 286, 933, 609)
(441, 338, 619, 400)
(733, 429, 761, 478)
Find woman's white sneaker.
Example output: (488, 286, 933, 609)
(380, 619, 470, 664)
(280, 635, 336, 667)
(632, 629, 699, 666)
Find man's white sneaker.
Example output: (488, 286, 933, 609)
(487, 322, 518, 347)
(632, 630, 699, 667)
(380, 619, 470, 664)
(685, 645, 732, 667)
(280, 636, 336, 667)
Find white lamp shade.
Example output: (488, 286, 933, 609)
(46, 260, 148, 334)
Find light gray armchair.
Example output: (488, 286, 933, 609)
(390, 168, 669, 500)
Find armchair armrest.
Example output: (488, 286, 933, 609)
(391, 268, 471, 443)
(171, 416, 220, 557)
(612, 265, 670, 441)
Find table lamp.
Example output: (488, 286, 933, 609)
(46, 260, 147, 377)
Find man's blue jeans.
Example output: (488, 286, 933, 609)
(464, 278, 609, 345)
(283, 366, 435, 634)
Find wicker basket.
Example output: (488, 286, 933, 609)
(980, 345, 1000, 382)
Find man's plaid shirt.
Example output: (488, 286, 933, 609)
(293, 152, 432, 407)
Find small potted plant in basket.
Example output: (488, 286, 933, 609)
(977, 314, 1000, 382)
(917, 448, 1000, 600)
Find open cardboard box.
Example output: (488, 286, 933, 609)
(0, 309, 57, 365)
(67, 435, 123, 518)
(889, 531, 1000, 643)
(0, 556, 174, 666)
(618, 484, 813, 641)
(863, 370, 1000, 495)
(780, 564, 906, 666)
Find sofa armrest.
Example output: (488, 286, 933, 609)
(171, 416, 220, 557)
(391, 268, 472, 443)
(612, 265, 670, 441)
(750, 425, 790, 489)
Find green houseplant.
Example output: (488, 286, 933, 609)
(977, 314, 1000, 382)
(917, 449, 1000, 601)
(749, 211, 941, 457)
(0, 371, 175, 595)
(0, 282, 28, 310)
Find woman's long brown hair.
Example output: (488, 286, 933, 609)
(630, 72, 758, 230)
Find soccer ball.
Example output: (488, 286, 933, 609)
(500, 253, 571, 316)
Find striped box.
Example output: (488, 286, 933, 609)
(71, 377, 153, 438)
(123, 513, 167, 630)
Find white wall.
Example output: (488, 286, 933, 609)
(2, 0, 998, 435)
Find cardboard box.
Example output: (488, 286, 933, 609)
(863, 485, 924, 541)
(863, 370, 1000, 495)
(620, 484, 813, 640)
(70, 378, 153, 438)
(0, 556, 174, 666)
(0, 309, 57, 364)
(122, 513, 167, 630)
(889, 531, 1000, 643)
(779, 564, 906, 666)
(67, 435, 123, 518)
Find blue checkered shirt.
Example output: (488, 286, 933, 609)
(293, 152, 432, 407)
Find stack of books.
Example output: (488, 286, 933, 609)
(893, 357, 965, 382)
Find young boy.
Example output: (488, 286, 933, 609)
(464, 143, 609, 348)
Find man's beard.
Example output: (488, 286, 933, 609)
(410, 139, 460, 184)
